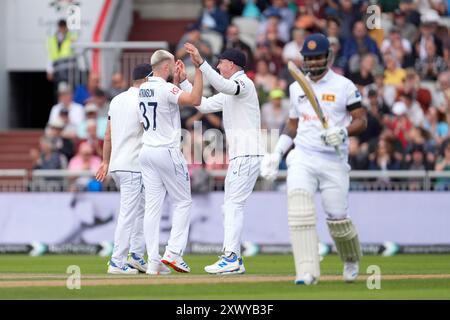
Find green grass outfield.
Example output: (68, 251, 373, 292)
(0, 254, 449, 299)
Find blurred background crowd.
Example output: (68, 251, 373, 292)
(35, 0, 450, 191)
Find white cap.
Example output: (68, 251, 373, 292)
(392, 101, 407, 116)
(421, 9, 439, 24)
(84, 103, 98, 113)
(48, 117, 65, 129)
(57, 82, 72, 94)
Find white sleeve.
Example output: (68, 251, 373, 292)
(288, 85, 299, 119)
(48, 106, 58, 123)
(165, 83, 184, 105)
(346, 81, 362, 111)
(197, 93, 225, 114)
(199, 61, 243, 96)
(179, 79, 193, 92)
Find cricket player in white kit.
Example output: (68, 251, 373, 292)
(96, 64, 153, 275)
(260, 33, 367, 284)
(138, 50, 203, 274)
(182, 44, 264, 274)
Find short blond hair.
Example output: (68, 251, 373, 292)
(151, 50, 174, 68)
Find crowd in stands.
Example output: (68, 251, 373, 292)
(35, 0, 450, 191)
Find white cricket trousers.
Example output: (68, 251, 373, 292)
(110, 171, 146, 268)
(286, 148, 351, 219)
(139, 145, 192, 263)
(223, 155, 261, 257)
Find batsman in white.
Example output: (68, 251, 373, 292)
(96, 64, 153, 275)
(182, 43, 264, 274)
(260, 33, 367, 284)
(138, 50, 203, 274)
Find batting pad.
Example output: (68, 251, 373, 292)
(288, 189, 320, 278)
(327, 219, 362, 263)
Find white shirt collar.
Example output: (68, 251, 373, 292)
(311, 69, 334, 84)
(230, 70, 245, 80)
(148, 76, 166, 83)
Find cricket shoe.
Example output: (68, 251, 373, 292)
(161, 251, 191, 273)
(343, 261, 359, 282)
(204, 253, 240, 274)
(127, 253, 148, 273)
(146, 261, 171, 275)
(107, 260, 138, 275)
(295, 273, 318, 285)
(221, 257, 246, 275)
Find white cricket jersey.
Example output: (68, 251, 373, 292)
(108, 87, 143, 172)
(181, 61, 264, 159)
(288, 69, 362, 158)
(138, 77, 184, 149)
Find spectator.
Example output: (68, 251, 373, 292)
(399, 0, 422, 26)
(88, 88, 110, 118)
(241, 0, 261, 18)
(400, 68, 432, 113)
(58, 108, 78, 140)
(328, 36, 346, 74)
(383, 53, 406, 87)
(380, 27, 413, 67)
(73, 72, 101, 105)
(403, 144, 429, 190)
(108, 72, 127, 99)
(176, 24, 213, 68)
(415, 38, 447, 81)
(46, 19, 77, 90)
(414, 9, 443, 60)
(348, 53, 376, 89)
(386, 102, 414, 149)
(261, 88, 290, 130)
(434, 141, 450, 190)
(348, 136, 369, 170)
(282, 28, 306, 66)
(359, 89, 384, 145)
(364, 67, 397, 107)
(197, 0, 230, 35)
(392, 8, 418, 45)
(392, 92, 425, 127)
(254, 59, 279, 104)
(342, 20, 381, 72)
(30, 136, 67, 170)
(368, 138, 402, 171)
(432, 71, 450, 112)
(335, 0, 362, 41)
(78, 119, 104, 158)
(48, 82, 85, 128)
(423, 107, 449, 145)
(68, 142, 102, 191)
(262, 0, 296, 29)
(77, 103, 108, 140)
(223, 24, 255, 71)
(257, 9, 290, 43)
(325, 16, 343, 42)
(46, 117, 75, 161)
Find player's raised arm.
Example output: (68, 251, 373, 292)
(184, 43, 244, 96)
(177, 66, 203, 107)
(176, 59, 224, 114)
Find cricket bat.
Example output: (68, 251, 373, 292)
(287, 61, 342, 158)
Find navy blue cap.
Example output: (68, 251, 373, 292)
(300, 33, 330, 57)
(133, 64, 152, 80)
(218, 48, 246, 68)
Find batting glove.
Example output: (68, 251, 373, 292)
(320, 127, 348, 147)
(260, 153, 281, 182)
